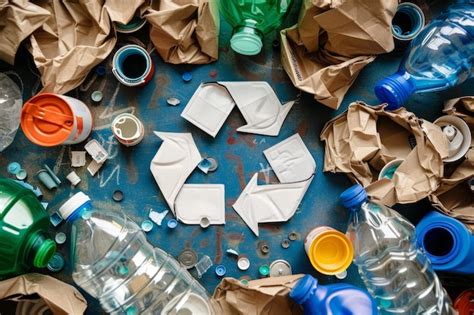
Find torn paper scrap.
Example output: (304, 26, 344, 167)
(443, 96, 474, 126)
(264, 134, 316, 183)
(220, 81, 294, 136)
(181, 83, 235, 137)
(150, 132, 202, 213)
(175, 184, 225, 226)
(71, 151, 87, 167)
(149, 209, 169, 226)
(233, 173, 313, 236)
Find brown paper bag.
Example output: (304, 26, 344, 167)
(212, 275, 304, 315)
(429, 149, 474, 232)
(0, 0, 50, 65)
(144, 0, 218, 64)
(281, 0, 397, 109)
(0, 273, 87, 315)
(28, 0, 118, 94)
(320, 102, 449, 205)
(443, 96, 474, 127)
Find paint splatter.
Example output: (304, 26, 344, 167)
(225, 153, 246, 190)
(297, 119, 309, 137)
(215, 226, 224, 264)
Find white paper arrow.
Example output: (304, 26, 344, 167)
(233, 173, 313, 236)
(149, 132, 201, 214)
(220, 82, 294, 136)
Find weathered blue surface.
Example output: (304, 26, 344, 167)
(0, 1, 472, 313)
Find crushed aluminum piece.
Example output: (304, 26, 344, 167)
(149, 209, 169, 226)
(167, 97, 181, 106)
(195, 255, 213, 278)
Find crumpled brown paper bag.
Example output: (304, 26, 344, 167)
(144, 0, 218, 64)
(320, 102, 449, 205)
(0, 273, 87, 315)
(28, 0, 144, 94)
(430, 149, 474, 232)
(280, 0, 397, 109)
(212, 275, 304, 315)
(443, 96, 474, 127)
(0, 0, 50, 65)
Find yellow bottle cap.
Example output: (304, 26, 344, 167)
(309, 230, 353, 275)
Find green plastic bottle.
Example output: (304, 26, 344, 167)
(219, 0, 294, 55)
(0, 178, 56, 279)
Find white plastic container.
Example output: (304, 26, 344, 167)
(21, 93, 93, 147)
(111, 113, 144, 146)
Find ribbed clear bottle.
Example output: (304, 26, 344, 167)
(63, 192, 214, 315)
(340, 185, 455, 314)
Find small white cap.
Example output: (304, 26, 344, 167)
(237, 256, 250, 271)
(66, 171, 81, 186)
(58, 192, 91, 220)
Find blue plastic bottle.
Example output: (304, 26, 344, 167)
(416, 211, 474, 274)
(289, 274, 377, 315)
(375, 3, 474, 110)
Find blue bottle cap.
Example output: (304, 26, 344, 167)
(215, 264, 226, 277)
(374, 73, 413, 111)
(141, 220, 153, 232)
(340, 184, 368, 210)
(182, 72, 192, 82)
(96, 65, 106, 76)
(47, 253, 65, 272)
(167, 219, 178, 229)
(7, 162, 21, 175)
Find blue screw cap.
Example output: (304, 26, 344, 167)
(96, 65, 106, 76)
(167, 219, 178, 229)
(7, 162, 21, 175)
(215, 264, 226, 276)
(182, 72, 192, 82)
(340, 184, 368, 210)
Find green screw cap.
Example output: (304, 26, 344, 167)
(259, 264, 270, 277)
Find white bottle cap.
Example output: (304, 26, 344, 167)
(58, 192, 91, 220)
(66, 171, 81, 186)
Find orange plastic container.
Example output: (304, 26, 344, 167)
(21, 93, 93, 147)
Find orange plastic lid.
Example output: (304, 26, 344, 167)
(454, 289, 474, 315)
(309, 230, 354, 275)
(21, 93, 74, 146)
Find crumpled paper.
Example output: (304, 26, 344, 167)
(320, 102, 449, 205)
(144, 0, 219, 64)
(280, 0, 397, 109)
(443, 96, 474, 127)
(0, 0, 50, 65)
(212, 275, 304, 315)
(0, 273, 87, 315)
(430, 149, 474, 232)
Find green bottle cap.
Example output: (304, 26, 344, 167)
(258, 264, 270, 277)
(231, 32, 263, 56)
(33, 239, 56, 268)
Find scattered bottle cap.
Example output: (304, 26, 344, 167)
(55, 232, 67, 245)
(288, 232, 298, 241)
(47, 253, 65, 272)
(95, 65, 106, 76)
(215, 264, 227, 277)
(36, 169, 58, 190)
(7, 162, 21, 175)
(200, 217, 211, 228)
(269, 259, 292, 277)
(15, 169, 27, 181)
(166, 97, 181, 106)
(258, 241, 270, 255)
(207, 157, 218, 172)
(126, 306, 139, 315)
(178, 249, 198, 269)
(195, 255, 213, 278)
(141, 220, 153, 233)
(335, 270, 347, 280)
(112, 190, 124, 202)
(66, 171, 81, 186)
(237, 256, 250, 271)
(258, 264, 270, 277)
(240, 279, 249, 286)
(182, 71, 192, 82)
(149, 209, 168, 226)
(167, 218, 178, 229)
(91, 90, 103, 103)
(281, 239, 290, 249)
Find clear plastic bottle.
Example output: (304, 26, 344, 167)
(58, 192, 214, 315)
(375, 3, 474, 110)
(218, 0, 294, 55)
(340, 184, 455, 314)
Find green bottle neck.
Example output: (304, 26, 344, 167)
(27, 232, 56, 268)
(231, 25, 264, 56)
